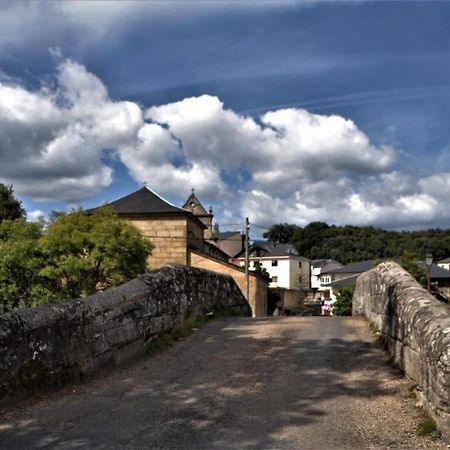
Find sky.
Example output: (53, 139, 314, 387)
(1, 0, 450, 233)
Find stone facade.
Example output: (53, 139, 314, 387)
(189, 250, 268, 317)
(353, 261, 450, 439)
(182, 190, 214, 240)
(124, 215, 204, 267)
(0, 265, 251, 404)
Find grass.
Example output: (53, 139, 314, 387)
(145, 312, 209, 356)
(416, 407, 441, 439)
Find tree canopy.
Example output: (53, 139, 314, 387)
(264, 221, 450, 264)
(0, 207, 153, 314)
(0, 184, 25, 222)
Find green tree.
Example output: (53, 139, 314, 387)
(400, 250, 426, 287)
(332, 286, 355, 316)
(0, 219, 47, 314)
(0, 184, 25, 222)
(39, 207, 153, 300)
(263, 223, 299, 244)
(253, 262, 272, 283)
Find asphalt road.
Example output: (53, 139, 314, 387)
(0, 316, 446, 449)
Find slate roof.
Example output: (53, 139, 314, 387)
(321, 260, 375, 275)
(86, 187, 206, 229)
(417, 262, 450, 279)
(327, 274, 360, 288)
(311, 259, 343, 271)
(236, 240, 306, 258)
(438, 257, 450, 263)
(219, 231, 242, 240)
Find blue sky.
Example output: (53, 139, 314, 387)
(1, 1, 450, 231)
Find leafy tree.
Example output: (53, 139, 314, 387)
(292, 222, 330, 256)
(263, 223, 299, 244)
(332, 286, 355, 316)
(400, 250, 426, 287)
(262, 220, 450, 264)
(0, 184, 25, 222)
(253, 262, 272, 283)
(39, 207, 153, 300)
(0, 219, 47, 314)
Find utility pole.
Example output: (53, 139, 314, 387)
(245, 217, 250, 307)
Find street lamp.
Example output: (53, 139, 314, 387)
(425, 253, 433, 294)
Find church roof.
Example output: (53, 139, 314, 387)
(86, 187, 206, 229)
(182, 190, 211, 217)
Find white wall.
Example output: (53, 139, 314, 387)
(240, 257, 302, 290)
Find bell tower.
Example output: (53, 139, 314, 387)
(182, 189, 214, 240)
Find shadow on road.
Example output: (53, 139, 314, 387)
(0, 317, 411, 449)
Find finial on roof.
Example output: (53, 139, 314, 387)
(143, 181, 147, 187)
(191, 188, 195, 194)
(208, 205, 213, 214)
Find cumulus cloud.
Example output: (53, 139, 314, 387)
(0, 58, 448, 228)
(0, 59, 141, 202)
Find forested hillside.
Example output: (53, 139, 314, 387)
(263, 222, 450, 265)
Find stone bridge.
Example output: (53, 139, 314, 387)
(0, 263, 449, 449)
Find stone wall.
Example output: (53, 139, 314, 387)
(353, 261, 450, 439)
(125, 217, 190, 266)
(189, 250, 268, 317)
(0, 264, 251, 404)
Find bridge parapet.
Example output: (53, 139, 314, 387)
(0, 264, 251, 405)
(354, 261, 450, 439)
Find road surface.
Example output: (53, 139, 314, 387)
(0, 316, 446, 449)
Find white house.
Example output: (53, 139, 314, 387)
(438, 258, 450, 271)
(234, 241, 310, 290)
(310, 259, 343, 298)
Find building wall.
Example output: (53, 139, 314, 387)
(190, 250, 267, 317)
(125, 217, 189, 267)
(311, 267, 322, 289)
(238, 257, 309, 291)
(186, 216, 205, 251)
(438, 262, 450, 271)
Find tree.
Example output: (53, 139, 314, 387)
(292, 222, 330, 256)
(332, 286, 354, 316)
(253, 262, 272, 283)
(263, 223, 299, 244)
(0, 184, 25, 222)
(39, 207, 153, 300)
(400, 250, 426, 287)
(0, 219, 46, 314)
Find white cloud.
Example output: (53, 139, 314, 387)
(0, 59, 141, 202)
(1, 58, 449, 229)
(27, 209, 46, 222)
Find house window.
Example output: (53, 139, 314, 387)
(299, 262, 302, 268)
(271, 260, 278, 266)
(272, 276, 278, 283)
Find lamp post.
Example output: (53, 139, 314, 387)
(425, 253, 433, 294)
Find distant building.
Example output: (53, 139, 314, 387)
(87, 186, 268, 316)
(234, 241, 311, 291)
(182, 189, 214, 240)
(213, 231, 245, 258)
(321, 260, 375, 301)
(233, 240, 311, 312)
(418, 261, 450, 299)
(438, 257, 450, 272)
(310, 259, 343, 299)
